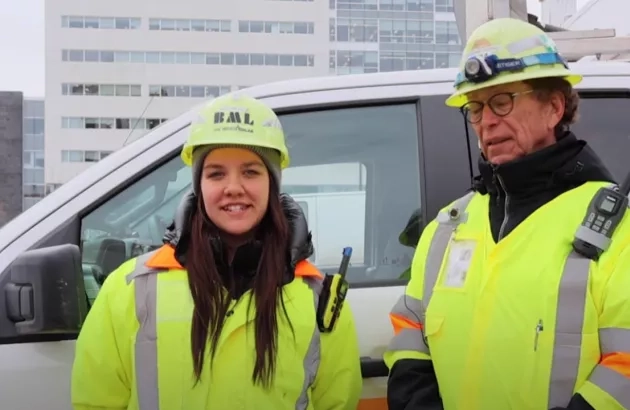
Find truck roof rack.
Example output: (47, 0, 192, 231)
(548, 29, 630, 61)
(454, 0, 630, 62)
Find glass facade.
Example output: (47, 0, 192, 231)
(329, 0, 462, 74)
(23, 99, 45, 210)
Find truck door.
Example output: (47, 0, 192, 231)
(276, 97, 425, 408)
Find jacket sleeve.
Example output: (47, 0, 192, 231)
(71, 258, 137, 410)
(384, 218, 443, 410)
(571, 237, 630, 410)
(311, 302, 362, 410)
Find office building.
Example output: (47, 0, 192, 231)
(0, 92, 23, 226)
(45, 0, 461, 186)
(23, 99, 47, 210)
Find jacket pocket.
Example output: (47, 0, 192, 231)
(424, 314, 446, 357)
(424, 315, 445, 339)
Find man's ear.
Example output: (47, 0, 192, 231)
(547, 91, 566, 131)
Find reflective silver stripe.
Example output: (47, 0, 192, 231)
(424, 192, 475, 309)
(125, 251, 162, 410)
(387, 295, 428, 355)
(548, 251, 590, 408)
(600, 328, 630, 355)
(390, 294, 423, 323)
(589, 364, 630, 408)
(388, 328, 430, 354)
(297, 276, 324, 410)
(506, 35, 546, 55)
(392, 192, 474, 358)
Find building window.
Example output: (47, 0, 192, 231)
(62, 83, 143, 97)
(45, 183, 63, 195)
(148, 18, 231, 32)
(23, 151, 45, 169)
(148, 84, 231, 98)
(23, 168, 45, 184)
(62, 50, 315, 67)
(379, 50, 434, 71)
(239, 20, 315, 34)
(435, 0, 454, 12)
(335, 18, 378, 42)
(23, 184, 45, 198)
(379, 19, 434, 44)
(23, 117, 44, 135)
(61, 150, 114, 163)
(435, 21, 460, 45)
(62, 16, 141, 29)
(333, 50, 379, 74)
(61, 117, 168, 130)
(23, 99, 46, 211)
(334, 0, 378, 10)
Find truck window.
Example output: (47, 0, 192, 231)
(278, 103, 421, 285)
(571, 94, 630, 183)
(80, 101, 421, 302)
(285, 163, 367, 268)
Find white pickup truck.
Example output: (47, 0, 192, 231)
(1, 62, 630, 409)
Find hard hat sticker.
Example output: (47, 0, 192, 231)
(262, 117, 283, 131)
(212, 109, 255, 134)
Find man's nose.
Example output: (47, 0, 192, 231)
(479, 104, 501, 127)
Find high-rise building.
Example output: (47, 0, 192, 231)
(44, 0, 461, 186)
(23, 98, 46, 210)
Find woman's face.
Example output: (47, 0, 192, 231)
(200, 147, 270, 236)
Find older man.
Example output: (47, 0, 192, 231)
(384, 17, 630, 410)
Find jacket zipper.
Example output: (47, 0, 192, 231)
(496, 174, 510, 240)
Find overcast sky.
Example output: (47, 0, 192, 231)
(0, 0, 591, 98)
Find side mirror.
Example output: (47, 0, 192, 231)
(4, 244, 87, 335)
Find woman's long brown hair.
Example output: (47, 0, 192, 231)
(186, 177, 291, 388)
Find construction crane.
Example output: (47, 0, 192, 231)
(453, 0, 630, 62)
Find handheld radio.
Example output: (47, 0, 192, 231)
(573, 173, 630, 261)
(317, 247, 352, 333)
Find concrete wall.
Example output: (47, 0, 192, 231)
(0, 92, 23, 227)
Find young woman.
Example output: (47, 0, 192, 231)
(71, 94, 363, 410)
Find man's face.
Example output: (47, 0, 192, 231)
(464, 81, 565, 165)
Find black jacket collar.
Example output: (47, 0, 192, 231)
(475, 132, 615, 197)
(472, 132, 616, 241)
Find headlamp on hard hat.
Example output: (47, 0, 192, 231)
(464, 55, 495, 84)
(456, 52, 568, 88)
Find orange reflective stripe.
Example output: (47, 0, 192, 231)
(390, 313, 423, 336)
(601, 353, 630, 378)
(295, 260, 323, 278)
(144, 245, 321, 279)
(145, 245, 183, 270)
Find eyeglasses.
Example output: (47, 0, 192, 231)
(460, 90, 535, 124)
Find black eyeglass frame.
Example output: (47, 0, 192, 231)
(460, 89, 535, 124)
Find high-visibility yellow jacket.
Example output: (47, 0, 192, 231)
(71, 244, 362, 410)
(384, 181, 630, 410)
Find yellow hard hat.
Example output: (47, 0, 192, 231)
(445, 18, 582, 107)
(181, 94, 289, 168)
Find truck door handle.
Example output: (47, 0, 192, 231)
(360, 356, 389, 378)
